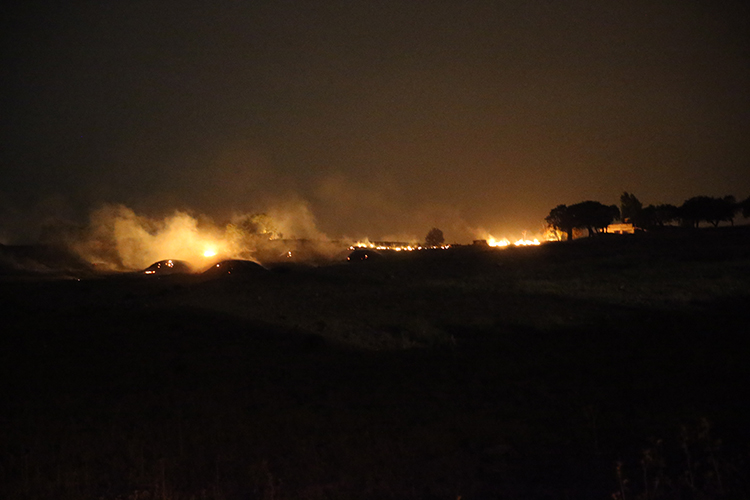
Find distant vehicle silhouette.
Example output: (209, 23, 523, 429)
(347, 249, 383, 262)
(143, 259, 192, 275)
(201, 259, 267, 277)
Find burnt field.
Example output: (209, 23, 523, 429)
(2, 228, 750, 500)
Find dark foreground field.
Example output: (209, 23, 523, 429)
(2, 228, 750, 499)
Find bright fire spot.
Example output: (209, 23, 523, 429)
(514, 238, 541, 246)
(487, 237, 510, 247)
(349, 240, 442, 252)
(203, 249, 217, 257)
(486, 235, 541, 247)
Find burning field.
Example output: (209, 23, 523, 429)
(67, 204, 348, 272)
(0, 203, 551, 278)
(2, 226, 750, 499)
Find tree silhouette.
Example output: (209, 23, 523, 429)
(639, 204, 680, 228)
(709, 196, 738, 226)
(545, 205, 576, 241)
(742, 196, 750, 218)
(569, 201, 620, 237)
(680, 197, 710, 228)
(680, 196, 738, 228)
(653, 204, 680, 227)
(620, 192, 642, 223)
(424, 228, 445, 247)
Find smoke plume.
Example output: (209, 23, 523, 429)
(71, 202, 345, 271)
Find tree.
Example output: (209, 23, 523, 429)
(568, 201, 620, 237)
(424, 227, 445, 247)
(545, 205, 576, 241)
(708, 196, 738, 226)
(680, 196, 738, 228)
(653, 204, 680, 227)
(546, 201, 619, 240)
(620, 192, 643, 223)
(680, 196, 711, 228)
(637, 203, 680, 229)
(742, 196, 750, 218)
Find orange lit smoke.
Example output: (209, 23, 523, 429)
(71, 205, 233, 271)
(71, 203, 338, 271)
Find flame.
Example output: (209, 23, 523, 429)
(487, 236, 510, 247)
(203, 248, 217, 257)
(350, 239, 449, 252)
(484, 234, 541, 247)
(514, 238, 540, 246)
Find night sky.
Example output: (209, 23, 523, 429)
(3, 0, 749, 243)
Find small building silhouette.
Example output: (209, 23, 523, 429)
(606, 223, 636, 234)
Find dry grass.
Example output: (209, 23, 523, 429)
(2, 228, 749, 499)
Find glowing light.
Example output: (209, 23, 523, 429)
(484, 234, 541, 248)
(487, 236, 510, 247)
(350, 240, 445, 252)
(514, 238, 541, 246)
(203, 248, 217, 257)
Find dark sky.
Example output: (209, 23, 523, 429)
(2, 0, 749, 242)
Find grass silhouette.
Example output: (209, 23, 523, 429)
(2, 227, 749, 499)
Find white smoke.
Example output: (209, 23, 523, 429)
(71, 202, 347, 271)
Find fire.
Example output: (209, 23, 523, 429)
(350, 234, 540, 251)
(484, 234, 541, 247)
(514, 238, 540, 246)
(203, 248, 217, 258)
(487, 237, 510, 247)
(349, 239, 452, 252)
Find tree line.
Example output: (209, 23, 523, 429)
(546, 193, 750, 240)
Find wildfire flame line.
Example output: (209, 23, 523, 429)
(487, 235, 541, 247)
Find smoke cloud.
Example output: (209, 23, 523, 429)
(1, 176, 551, 275)
(71, 202, 345, 271)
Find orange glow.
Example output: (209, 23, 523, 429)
(483, 233, 542, 248)
(350, 240, 446, 252)
(203, 248, 217, 257)
(487, 236, 510, 247)
(514, 238, 540, 246)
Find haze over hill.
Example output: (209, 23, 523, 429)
(2, 1, 749, 245)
